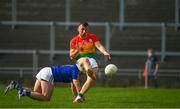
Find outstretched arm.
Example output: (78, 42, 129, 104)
(95, 41, 111, 60)
(71, 79, 81, 97)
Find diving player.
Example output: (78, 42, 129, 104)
(4, 58, 94, 102)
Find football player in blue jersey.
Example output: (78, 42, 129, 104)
(4, 58, 95, 102)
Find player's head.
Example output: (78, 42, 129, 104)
(147, 48, 154, 57)
(77, 22, 89, 37)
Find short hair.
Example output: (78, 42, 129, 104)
(79, 21, 89, 27)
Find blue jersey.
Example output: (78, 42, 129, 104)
(50, 65, 79, 83)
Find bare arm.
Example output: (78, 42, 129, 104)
(71, 79, 81, 96)
(95, 41, 111, 60)
(71, 82, 77, 98)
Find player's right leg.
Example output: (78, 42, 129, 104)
(29, 80, 54, 101)
(77, 58, 96, 80)
(33, 79, 42, 93)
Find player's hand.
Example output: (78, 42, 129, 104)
(73, 94, 84, 103)
(70, 48, 79, 60)
(70, 45, 79, 60)
(104, 52, 111, 60)
(74, 49, 79, 55)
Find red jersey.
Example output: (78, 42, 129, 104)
(70, 33, 99, 59)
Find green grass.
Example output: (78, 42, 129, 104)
(0, 87, 180, 108)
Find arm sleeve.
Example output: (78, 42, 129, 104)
(72, 69, 78, 80)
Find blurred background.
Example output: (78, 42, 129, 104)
(0, 0, 180, 88)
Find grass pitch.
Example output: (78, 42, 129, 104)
(0, 87, 180, 108)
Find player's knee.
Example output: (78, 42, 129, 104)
(88, 76, 95, 81)
(80, 58, 90, 64)
(42, 93, 52, 101)
(78, 57, 88, 63)
(44, 96, 51, 101)
(84, 58, 89, 63)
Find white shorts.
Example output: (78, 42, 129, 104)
(77, 57, 98, 69)
(36, 67, 54, 84)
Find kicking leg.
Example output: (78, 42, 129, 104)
(78, 58, 96, 80)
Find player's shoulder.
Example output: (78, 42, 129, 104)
(87, 33, 99, 41)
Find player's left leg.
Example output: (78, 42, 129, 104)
(79, 58, 98, 94)
(74, 58, 98, 103)
(79, 67, 98, 94)
(73, 67, 98, 103)
(4, 81, 22, 95)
